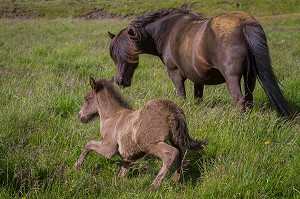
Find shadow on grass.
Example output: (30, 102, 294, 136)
(92, 150, 216, 188)
(179, 150, 215, 186)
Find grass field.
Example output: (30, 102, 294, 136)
(0, 1, 300, 198)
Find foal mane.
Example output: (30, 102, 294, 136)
(97, 79, 132, 110)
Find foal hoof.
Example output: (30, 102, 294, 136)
(148, 183, 159, 191)
(171, 172, 180, 182)
(74, 160, 82, 169)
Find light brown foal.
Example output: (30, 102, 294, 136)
(75, 77, 207, 190)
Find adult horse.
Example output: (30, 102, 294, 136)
(108, 4, 292, 117)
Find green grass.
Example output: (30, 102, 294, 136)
(0, 3, 300, 199)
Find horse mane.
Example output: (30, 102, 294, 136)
(109, 28, 141, 64)
(130, 4, 204, 27)
(97, 78, 133, 110)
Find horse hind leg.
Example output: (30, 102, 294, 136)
(244, 60, 256, 110)
(147, 142, 179, 190)
(224, 75, 245, 112)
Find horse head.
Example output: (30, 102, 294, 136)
(108, 27, 141, 87)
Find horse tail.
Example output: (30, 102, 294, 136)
(243, 21, 292, 117)
(169, 112, 208, 150)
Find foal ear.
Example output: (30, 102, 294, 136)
(108, 31, 116, 39)
(90, 77, 103, 92)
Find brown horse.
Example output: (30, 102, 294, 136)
(108, 4, 292, 117)
(75, 77, 207, 190)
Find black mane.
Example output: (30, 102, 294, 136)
(97, 79, 132, 110)
(130, 4, 204, 27)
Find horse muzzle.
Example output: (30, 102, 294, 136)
(114, 76, 131, 87)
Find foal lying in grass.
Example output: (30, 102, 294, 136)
(75, 77, 207, 190)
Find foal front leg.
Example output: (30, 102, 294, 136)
(75, 140, 117, 169)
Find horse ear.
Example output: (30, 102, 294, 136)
(127, 27, 135, 37)
(108, 31, 116, 39)
(90, 77, 97, 90)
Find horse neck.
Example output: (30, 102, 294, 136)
(96, 90, 127, 120)
(143, 16, 179, 56)
(138, 28, 160, 56)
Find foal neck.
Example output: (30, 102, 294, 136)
(96, 88, 132, 120)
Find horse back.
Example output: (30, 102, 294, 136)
(206, 12, 258, 63)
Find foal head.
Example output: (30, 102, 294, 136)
(109, 27, 141, 87)
(78, 77, 132, 123)
(78, 77, 102, 123)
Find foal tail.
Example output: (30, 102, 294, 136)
(243, 21, 292, 117)
(170, 112, 208, 150)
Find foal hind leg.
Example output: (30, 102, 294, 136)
(169, 142, 187, 182)
(147, 142, 179, 190)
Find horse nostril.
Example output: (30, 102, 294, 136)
(117, 78, 124, 86)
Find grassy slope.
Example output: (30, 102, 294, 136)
(0, 0, 300, 18)
(0, 1, 300, 198)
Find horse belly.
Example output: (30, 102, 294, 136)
(190, 67, 225, 85)
(177, 26, 226, 85)
(180, 57, 225, 85)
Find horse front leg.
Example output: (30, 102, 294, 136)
(194, 83, 204, 99)
(75, 140, 117, 169)
(168, 69, 186, 99)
